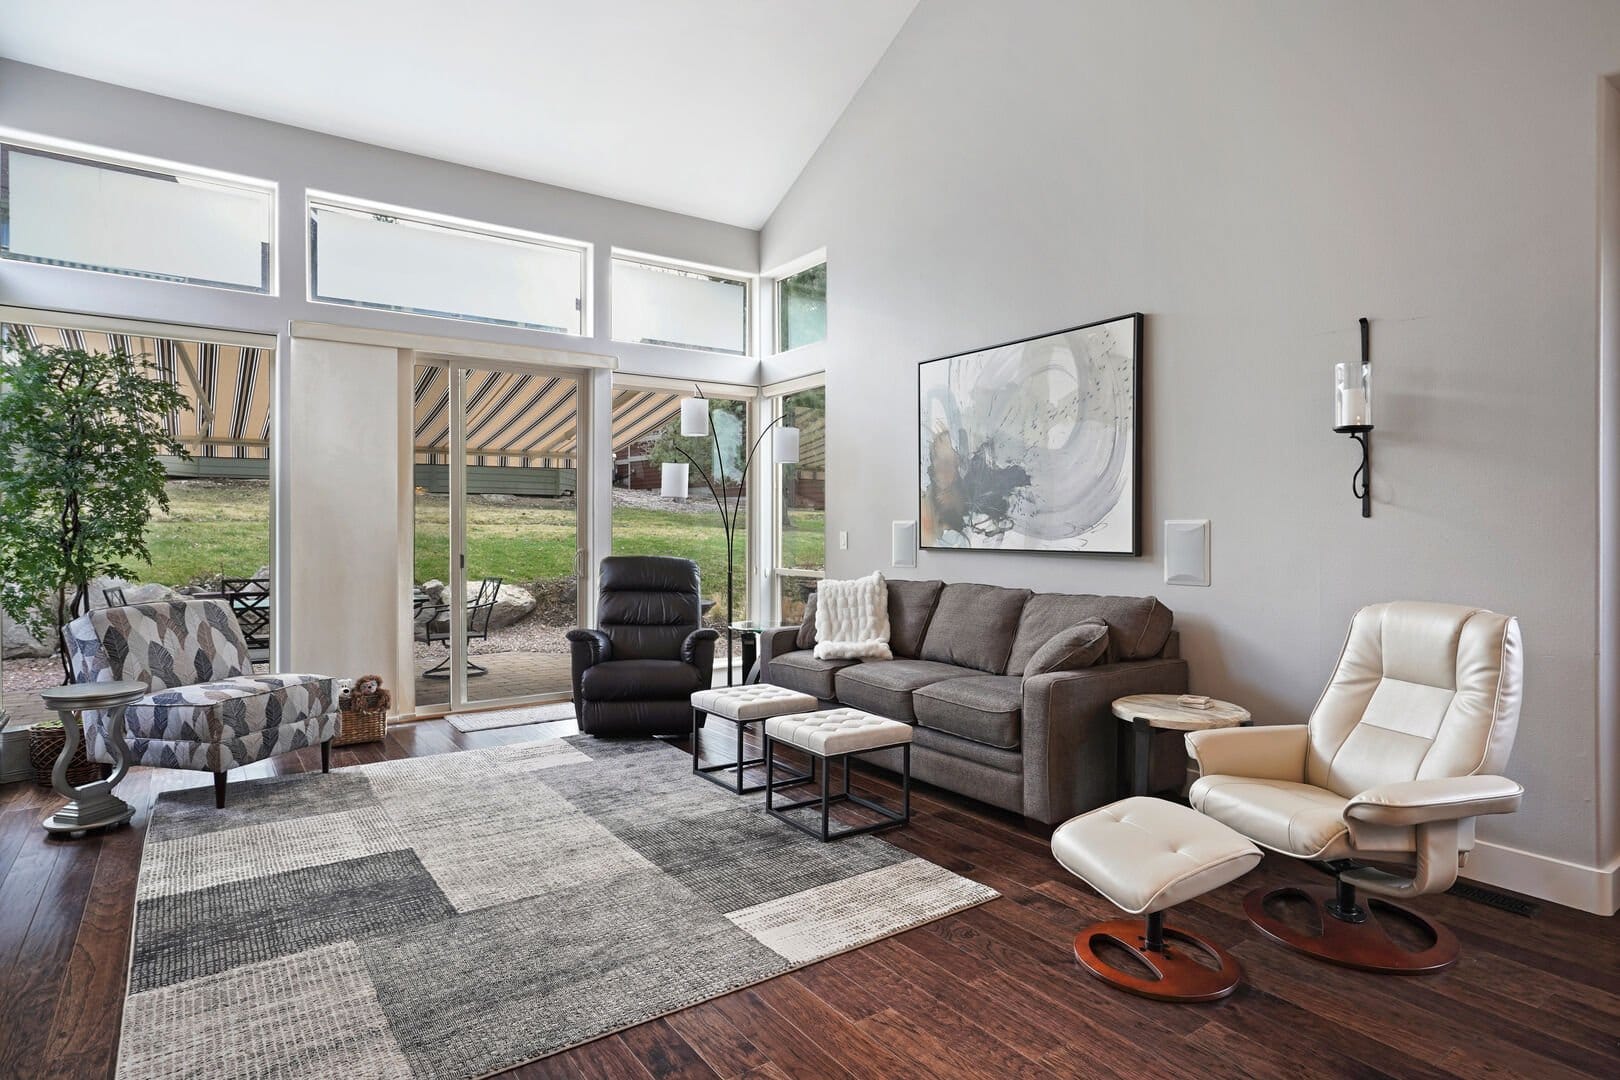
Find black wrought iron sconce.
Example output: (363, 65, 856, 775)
(1334, 317, 1373, 517)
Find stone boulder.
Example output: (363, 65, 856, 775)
(2, 610, 55, 659)
(416, 580, 535, 632)
(90, 576, 186, 609)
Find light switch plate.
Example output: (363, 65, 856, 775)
(839, 530, 849, 550)
(1164, 519, 1211, 587)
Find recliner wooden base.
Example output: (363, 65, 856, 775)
(1072, 916, 1243, 1002)
(1244, 883, 1459, 975)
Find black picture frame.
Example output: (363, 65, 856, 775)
(917, 312, 1143, 556)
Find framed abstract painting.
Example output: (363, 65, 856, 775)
(918, 313, 1142, 555)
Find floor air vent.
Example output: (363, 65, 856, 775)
(1446, 882, 1539, 917)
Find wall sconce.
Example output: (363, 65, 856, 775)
(1334, 317, 1373, 517)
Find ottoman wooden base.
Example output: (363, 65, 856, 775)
(1074, 915, 1243, 1002)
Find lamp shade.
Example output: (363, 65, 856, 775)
(660, 462, 690, 499)
(773, 425, 800, 464)
(680, 397, 710, 437)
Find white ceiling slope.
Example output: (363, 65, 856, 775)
(0, 0, 915, 229)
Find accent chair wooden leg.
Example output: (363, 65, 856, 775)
(321, 738, 332, 773)
(214, 771, 227, 809)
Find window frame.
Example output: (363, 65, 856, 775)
(0, 133, 278, 295)
(306, 190, 593, 336)
(771, 255, 827, 355)
(767, 374, 827, 624)
(609, 249, 753, 358)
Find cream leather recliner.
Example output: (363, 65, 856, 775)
(1185, 601, 1524, 973)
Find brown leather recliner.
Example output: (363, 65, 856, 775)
(566, 556, 718, 737)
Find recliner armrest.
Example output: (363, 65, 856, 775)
(1344, 775, 1523, 826)
(681, 627, 719, 667)
(565, 628, 613, 667)
(1184, 725, 1308, 783)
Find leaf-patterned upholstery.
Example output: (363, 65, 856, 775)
(63, 600, 340, 774)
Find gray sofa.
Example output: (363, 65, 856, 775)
(760, 579, 1188, 825)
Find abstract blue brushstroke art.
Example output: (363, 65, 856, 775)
(919, 314, 1141, 554)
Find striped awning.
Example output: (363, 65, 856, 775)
(2, 322, 271, 459)
(412, 368, 686, 468)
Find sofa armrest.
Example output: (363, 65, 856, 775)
(1344, 774, 1523, 826)
(683, 628, 720, 689)
(1184, 725, 1308, 784)
(1020, 657, 1189, 824)
(759, 625, 802, 676)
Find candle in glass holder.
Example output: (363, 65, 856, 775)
(1335, 360, 1371, 430)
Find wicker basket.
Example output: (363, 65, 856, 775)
(334, 707, 387, 747)
(29, 718, 108, 788)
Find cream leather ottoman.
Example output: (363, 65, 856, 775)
(763, 709, 912, 841)
(690, 683, 820, 794)
(1051, 796, 1261, 1001)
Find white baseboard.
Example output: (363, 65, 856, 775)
(1463, 840, 1619, 916)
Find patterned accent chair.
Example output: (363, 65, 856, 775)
(63, 599, 340, 808)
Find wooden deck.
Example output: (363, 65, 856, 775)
(1, 720, 1616, 1079)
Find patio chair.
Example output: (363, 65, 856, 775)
(62, 599, 339, 808)
(220, 576, 272, 662)
(102, 586, 127, 607)
(419, 577, 503, 679)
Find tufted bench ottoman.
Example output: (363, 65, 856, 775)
(763, 708, 912, 841)
(690, 683, 820, 794)
(1051, 796, 1261, 1002)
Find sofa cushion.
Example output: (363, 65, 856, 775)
(579, 659, 700, 701)
(767, 649, 856, 700)
(918, 584, 1032, 673)
(834, 659, 980, 722)
(1006, 594, 1173, 672)
(886, 579, 944, 658)
(913, 675, 1023, 749)
(1023, 621, 1110, 677)
(795, 591, 818, 650)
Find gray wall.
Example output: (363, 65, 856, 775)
(762, 0, 1620, 888)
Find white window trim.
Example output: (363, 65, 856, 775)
(765, 249, 828, 357)
(0, 127, 279, 297)
(765, 375, 827, 624)
(305, 190, 594, 337)
(607, 248, 755, 359)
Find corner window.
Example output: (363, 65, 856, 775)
(0, 142, 274, 293)
(775, 262, 827, 352)
(772, 382, 825, 621)
(612, 255, 749, 356)
(309, 195, 588, 334)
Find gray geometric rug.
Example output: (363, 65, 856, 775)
(445, 701, 575, 733)
(117, 736, 997, 1079)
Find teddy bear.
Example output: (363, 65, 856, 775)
(348, 674, 391, 712)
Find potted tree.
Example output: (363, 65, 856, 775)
(0, 336, 190, 685)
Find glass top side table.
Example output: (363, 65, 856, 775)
(727, 622, 772, 685)
(38, 680, 147, 836)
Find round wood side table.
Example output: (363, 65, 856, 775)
(1111, 693, 1251, 799)
(38, 680, 147, 836)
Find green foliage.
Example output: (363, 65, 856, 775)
(0, 338, 189, 671)
(647, 398, 748, 487)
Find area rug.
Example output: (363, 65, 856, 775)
(117, 737, 997, 1080)
(445, 701, 576, 733)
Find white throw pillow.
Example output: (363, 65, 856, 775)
(812, 572, 893, 660)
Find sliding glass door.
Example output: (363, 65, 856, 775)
(410, 358, 585, 715)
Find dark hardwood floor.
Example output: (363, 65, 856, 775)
(2, 717, 1617, 1080)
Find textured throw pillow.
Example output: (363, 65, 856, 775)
(813, 572, 893, 660)
(1023, 621, 1109, 678)
(795, 591, 819, 650)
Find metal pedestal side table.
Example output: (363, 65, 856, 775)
(39, 680, 147, 836)
(1111, 693, 1251, 799)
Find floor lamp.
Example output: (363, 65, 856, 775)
(660, 390, 799, 685)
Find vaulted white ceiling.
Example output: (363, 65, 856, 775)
(0, 0, 916, 229)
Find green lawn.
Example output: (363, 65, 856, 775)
(132, 481, 825, 624)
